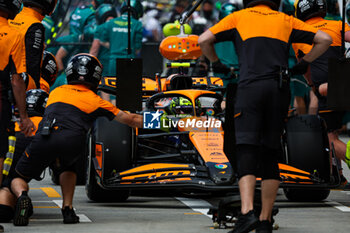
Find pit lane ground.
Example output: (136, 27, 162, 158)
(2, 134, 350, 233)
(1, 163, 349, 233)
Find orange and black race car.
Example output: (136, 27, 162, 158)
(86, 71, 341, 204)
(86, 30, 341, 203)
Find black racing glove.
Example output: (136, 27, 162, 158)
(212, 60, 231, 74)
(290, 59, 310, 75)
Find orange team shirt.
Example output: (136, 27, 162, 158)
(9, 7, 45, 89)
(0, 17, 26, 98)
(292, 17, 350, 87)
(44, 84, 120, 132)
(209, 5, 318, 86)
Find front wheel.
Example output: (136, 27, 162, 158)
(85, 132, 129, 202)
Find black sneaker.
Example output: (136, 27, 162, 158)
(0, 224, 4, 232)
(13, 191, 32, 226)
(256, 220, 273, 233)
(229, 210, 259, 233)
(61, 206, 80, 224)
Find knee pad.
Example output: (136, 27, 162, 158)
(260, 146, 280, 181)
(236, 144, 259, 179)
(0, 204, 14, 223)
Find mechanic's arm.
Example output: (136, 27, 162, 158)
(302, 30, 332, 62)
(198, 30, 219, 62)
(11, 74, 35, 136)
(25, 23, 45, 88)
(114, 111, 143, 128)
(89, 39, 101, 57)
(55, 47, 68, 72)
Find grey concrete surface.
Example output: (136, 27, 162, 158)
(2, 135, 350, 232)
(1, 168, 350, 233)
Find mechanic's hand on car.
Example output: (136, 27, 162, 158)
(290, 59, 310, 75)
(212, 60, 231, 74)
(19, 117, 36, 137)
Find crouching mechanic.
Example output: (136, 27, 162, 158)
(0, 52, 58, 223)
(8, 54, 143, 226)
(198, 0, 332, 232)
(0, 89, 48, 223)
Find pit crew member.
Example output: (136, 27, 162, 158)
(293, 0, 350, 177)
(0, 53, 58, 223)
(9, 0, 57, 90)
(89, 0, 143, 77)
(198, 0, 332, 232)
(0, 0, 35, 188)
(9, 54, 143, 226)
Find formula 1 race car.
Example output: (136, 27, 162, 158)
(85, 21, 341, 203)
(85, 71, 341, 203)
(86, 75, 235, 201)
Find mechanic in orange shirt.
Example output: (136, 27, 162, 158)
(0, 50, 58, 223)
(9, 0, 57, 90)
(198, 0, 332, 232)
(293, 0, 350, 180)
(0, 0, 35, 187)
(8, 54, 143, 226)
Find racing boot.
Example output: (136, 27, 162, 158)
(13, 191, 32, 226)
(255, 220, 273, 233)
(61, 206, 80, 224)
(228, 210, 259, 233)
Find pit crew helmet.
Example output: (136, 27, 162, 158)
(26, 89, 49, 117)
(243, 0, 280, 10)
(65, 53, 103, 91)
(23, 0, 58, 16)
(294, 0, 327, 21)
(0, 0, 22, 19)
(42, 51, 58, 86)
(120, 0, 143, 19)
(94, 0, 114, 8)
(219, 2, 239, 20)
(95, 3, 117, 25)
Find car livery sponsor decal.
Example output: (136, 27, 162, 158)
(215, 164, 228, 169)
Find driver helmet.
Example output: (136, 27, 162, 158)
(169, 97, 201, 115)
